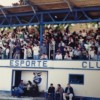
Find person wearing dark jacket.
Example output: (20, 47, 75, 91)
(63, 84, 74, 100)
(48, 83, 55, 100)
(56, 84, 64, 100)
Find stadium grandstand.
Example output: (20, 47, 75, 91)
(0, 0, 100, 100)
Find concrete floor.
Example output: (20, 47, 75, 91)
(0, 93, 46, 100)
(0, 96, 46, 100)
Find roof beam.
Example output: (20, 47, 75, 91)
(0, 8, 6, 18)
(31, 6, 36, 14)
(25, 0, 36, 13)
(0, 6, 99, 27)
(82, 11, 92, 20)
(63, 0, 72, 12)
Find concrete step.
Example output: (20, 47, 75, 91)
(0, 96, 46, 100)
(0, 92, 46, 100)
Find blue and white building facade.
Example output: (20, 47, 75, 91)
(0, 60, 100, 99)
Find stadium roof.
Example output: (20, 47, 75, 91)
(0, 0, 100, 27)
(0, 0, 100, 14)
(29, 0, 100, 10)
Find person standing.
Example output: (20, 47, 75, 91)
(32, 44, 40, 60)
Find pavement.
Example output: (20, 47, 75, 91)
(0, 92, 46, 100)
(0, 96, 46, 100)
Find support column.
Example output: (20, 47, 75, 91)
(40, 13, 44, 46)
(40, 24, 43, 46)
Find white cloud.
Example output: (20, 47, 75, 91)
(0, 0, 19, 6)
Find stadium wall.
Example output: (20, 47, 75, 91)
(0, 60, 100, 99)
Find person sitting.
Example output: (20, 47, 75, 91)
(64, 52, 72, 60)
(40, 53, 48, 60)
(56, 84, 64, 100)
(12, 80, 26, 97)
(11, 86, 17, 96)
(48, 83, 55, 100)
(32, 83, 39, 97)
(63, 83, 74, 100)
(55, 51, 62, 60)
(26, 80, 33, 96)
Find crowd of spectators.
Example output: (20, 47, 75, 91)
(0, 24, 100, 60)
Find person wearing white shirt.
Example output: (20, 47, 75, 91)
(40, 53, 48, 60)
(64, 52, 72, 60)
(58, 41, 65, 47)
(81, 29, 87, 37)
(73, 47, 80, 59)
(32, 44, 40, 60)
(4, 46, 10, 59)
(6, 48, 10, 59)
(98, 46, 100, 53)
(23, 46, 27, 59)
(27, 47, 32, 59)
(89, 47, 95, 59)
(55, 51, 62, 60)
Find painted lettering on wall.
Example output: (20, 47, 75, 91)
(10, 60, 47, 67)
(9, 60, 100, 69)
(82, 61, 100, 69)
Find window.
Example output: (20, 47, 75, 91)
(69, 74, 84, 84)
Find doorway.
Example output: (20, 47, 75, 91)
(12, 70, 48, 91)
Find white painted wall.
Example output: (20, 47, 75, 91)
(16, 68, 100, 98)
(48, 69, 100, 98)
(0, 60, 100, 98)
(0, 68, 12, 91)
(0, 60, 10, 66)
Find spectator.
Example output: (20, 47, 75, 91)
(13, 43, 21, 59)
(32, 83, 39, 97)
(32, 44, 40, 60)
(48, 83, 55, 100)
(49, 38, 56, 59)
(26, 80, 33, 96)
(27, 46, 32, 59)
(63, 84, 74, 100)
(56, 84, 64, 100)
(40, 53, 48, 60)
(40, 43, 47, 55)
(12, 80, 26, 97)
(92, 51, 98, 60)
(0, 25, 99, 60)
(81, 29, 87, 37)
(2, 45, 10, 59)
(64, 52, 72, 60)
(55, 51, 62, 60)
(23, 45, 27, 59)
